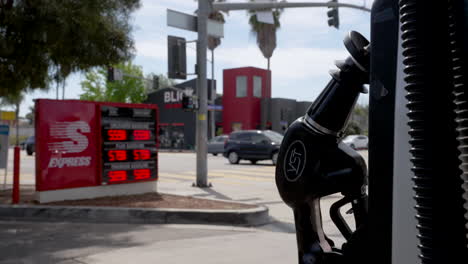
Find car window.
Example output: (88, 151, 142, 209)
(251, 133, 268, 143)
(357, 136, 367, 140)
(236, 133, 251, 142)
(216, 136, 226, 142)
(264, 130, 283, 143)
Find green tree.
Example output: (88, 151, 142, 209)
(248, 1, 283, 70)
(0, 0, 141, 96)
(145, 73, 175, 92)
(344, 104, 369, 136)
(25, 105, 35, 125)
(80, 61, 146, 103)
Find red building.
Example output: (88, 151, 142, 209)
(222, 67, 271, 134)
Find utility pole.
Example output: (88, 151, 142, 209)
(196, 0, 209, 187)
(210, 49, 215, 139)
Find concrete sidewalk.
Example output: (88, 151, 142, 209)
(0, 221, 297, 264)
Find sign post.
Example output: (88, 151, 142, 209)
(166, 1, 223, 188)
(0, 125, 9, 189)
(194, 0, 210, 187)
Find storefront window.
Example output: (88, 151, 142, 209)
(253, 76, 262, 98)
(236, 76, 247, 97)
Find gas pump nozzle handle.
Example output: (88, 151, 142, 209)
(275, 31, 370, 263)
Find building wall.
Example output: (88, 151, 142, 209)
(223, 67, 271, 134)
(296, 101, 311, 117)
(261, 98, 313, 134)
(146, 79, 220, 149)
(146, 87, 196, 149)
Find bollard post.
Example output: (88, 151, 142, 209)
(12, 146, 20, 204)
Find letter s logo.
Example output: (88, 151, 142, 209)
(48, 121, 90, 153)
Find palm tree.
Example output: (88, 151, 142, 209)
(248, 1, 283, 70)
(194, 0, 226, 51)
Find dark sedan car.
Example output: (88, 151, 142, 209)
(223, 130, 283, 165)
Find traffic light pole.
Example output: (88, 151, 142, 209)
(212, 1, 371, 13)
(195, 0, 210, 187)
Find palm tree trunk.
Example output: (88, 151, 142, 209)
(62, 80, 65, 99)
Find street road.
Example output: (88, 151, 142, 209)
(0, 148, 368, 264)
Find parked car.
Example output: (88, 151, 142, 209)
(207, 135, 228, 156)
(342, 134, 368, 150)
(223, 130, 283, 165)
(25, 135, 35, 156)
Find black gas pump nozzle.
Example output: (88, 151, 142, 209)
(275, 31, 370, 264)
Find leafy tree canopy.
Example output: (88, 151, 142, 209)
(146, 73, 175, 91)
(25, 105, 34, 125)
(0, 92, 23, 107)
(0, 0, 141, 96)
(80, 61, 146, 103)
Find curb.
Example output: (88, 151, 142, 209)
(0, 204, 270, 226)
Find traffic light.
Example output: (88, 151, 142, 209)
(181, 94, 194, 111)
(327, 0, 340, 29)
(168, 35, 187, 79)
(107, 67, 115, 82)
(107, 67, 123, 82)
(152, 75, 159, 90)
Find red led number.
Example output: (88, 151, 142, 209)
(134, 169, 151, 180)
(108, 171, 127, 182)
(133, 149, 151, 160)
(108, 130, 127, 141)
(133, 130, 151, 140)
(108, 150, 127, 161)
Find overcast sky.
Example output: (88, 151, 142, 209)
(18, 0, 373, 116)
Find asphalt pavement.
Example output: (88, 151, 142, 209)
(0, 149, 368, 264)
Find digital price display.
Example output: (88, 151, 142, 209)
(101, 106, 158, 184)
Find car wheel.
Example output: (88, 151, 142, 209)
(250, 160, 257, 165)
(213, 153, 218, 156)
(228, 152, 240, 164)
(272, 152, 279, 165)
(350, 144, 356, 150)
(26, 149, 33, 156)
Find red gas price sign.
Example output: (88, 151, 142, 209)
(108, 170, 127, 182)
(107, 130, 127, 141)
(134, 149, 151, 160)
(101, 106, 157, 184)
(133, 130, 151, 140)
(108, 150, 127, 161)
